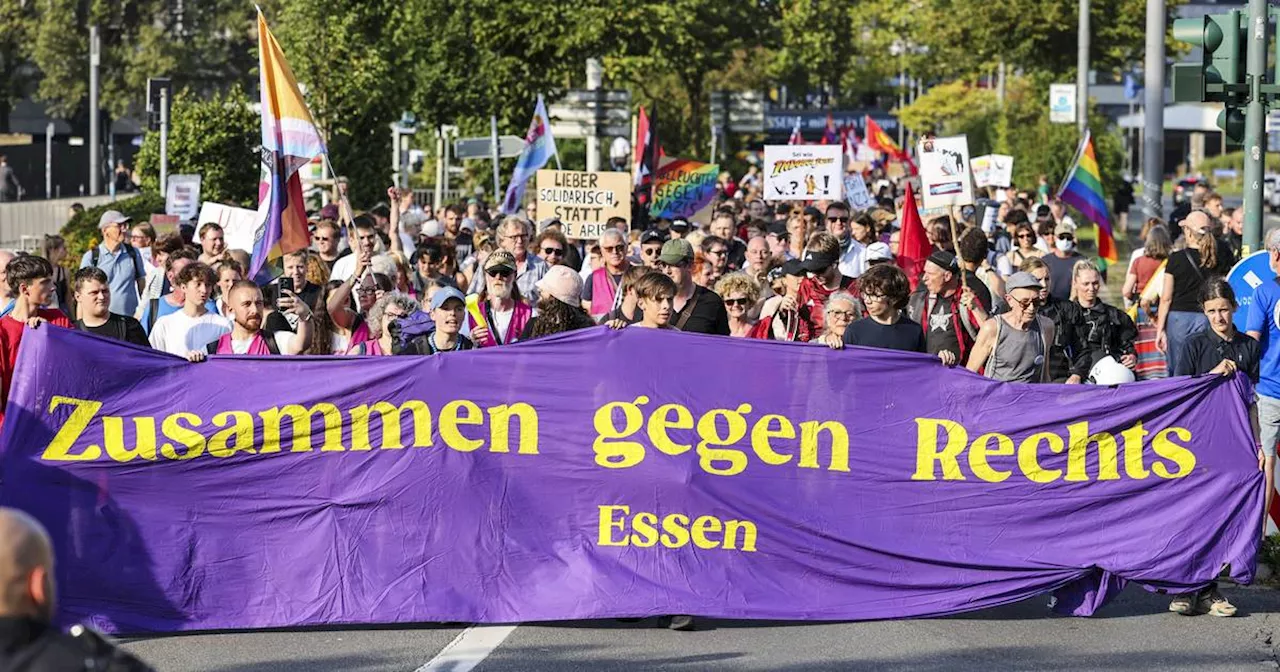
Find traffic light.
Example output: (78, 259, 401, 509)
(1171, 10, 1246, 104)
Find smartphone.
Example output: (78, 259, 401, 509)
(278, 277, 295, 294)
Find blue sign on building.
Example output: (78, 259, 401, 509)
(764, 110, 898, 139)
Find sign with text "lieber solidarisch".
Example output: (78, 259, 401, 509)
(536, 169, 630, 239)
(0, 327, 1260, 633)
(763, 144, 843, 201)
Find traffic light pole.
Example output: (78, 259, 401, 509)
(1243, 0, 1267, 254)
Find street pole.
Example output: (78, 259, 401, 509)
(490, 115, 500, 204)
(159, 86, 168, 196)
(1243, 0, 1267, 253)
(434, 127, 444, 210)
(88, 25, 100, 196)
(1141, 0, 1165, 220)
(897, 59, 905, 147)
(1077, 0, 1090, 135)
(586, 59, 602, 173)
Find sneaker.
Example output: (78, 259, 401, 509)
(1196, 587, 1237, 617)
(667, 615, 695, 631)
(1169, 593, 1196, 615)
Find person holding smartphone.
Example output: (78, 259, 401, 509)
(265, 250, 321, 334)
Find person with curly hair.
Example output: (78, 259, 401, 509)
(714, 272, 760, 337)
(832, 263, 925, 353)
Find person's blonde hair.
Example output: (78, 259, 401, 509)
(1068, 259, 1100, 301)
(714, 271, 761, 305)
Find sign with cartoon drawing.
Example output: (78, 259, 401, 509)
(763, 145, 843, 201)
(917, 135, 974, 210)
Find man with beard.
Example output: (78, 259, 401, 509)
(206, 281, 312, 355)
(708, 211, 747, 270)
(0, 508, 155, 671)
(469, 251, 533, 347)
(72, 267, 149, 346)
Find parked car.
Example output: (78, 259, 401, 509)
(1173, 176, 1208, 206)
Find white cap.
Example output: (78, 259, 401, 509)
(421, 219, 444, 238)
(866, 241, 893, 262)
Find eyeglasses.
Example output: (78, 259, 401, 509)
(541, 247, 564, 256)
(1017, 233, 1034, 240)
(1057, 234, 1074, 241)
(355, 285, 378, 295)
(602, 245, 626, 253)
(827, 216, 850, 223)
(385, 311, 406, 320)
(1008, 295, 1043, 311)
(862, 292, 886, 303)
(487, 268, 515, 278)
(707, 248, 727, 256)
(827, 309, 855, 319)
(130, 234, 150, 242)
(724, 297, 751, 307)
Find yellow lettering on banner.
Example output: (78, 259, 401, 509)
(102, 415, 156, 462)
(1017, 432, 1064, 483)
(750, 414, 795, 465)
(1120, 422, 1151, 479)
(439, 400, 483, 452)
(648, 403, 693, 456)
(160, 413, 205, 460)
(968, 432, 1013, 483)
(41, 396, 103, 462)
(630, 512, 659, 547)
(208, 411, 255, 458)
(1067, 422, 1120, 481)
(350, 401, 432, 451)
(690, 515, 723, 549)
(723, 519, 759, 552)
(487, 403, 539, 454)
(1151, 427, 1196, 478)
(661, 514, 691, 548)
(912, 418, 967, 480)
(259, 404, 345, 453)
(593, 397, 648, 468)
(799, 420, 850, 472)
(597, 505, 630, 546)
(696, 404, 751, 476)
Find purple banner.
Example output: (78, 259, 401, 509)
(0, 326, 1263, 633)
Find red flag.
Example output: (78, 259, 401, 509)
(896, 182, 931, 290)
(787, 119, 803, 145)
(634, 105, 661, 208)
(865, 115, 919, 176)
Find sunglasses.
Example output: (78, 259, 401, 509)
(1008, 296, 1043, 310)
(602, 245, 626, 253)
(827, 216, 850, 223)
(642, 248, 660, 256)
(1017, 233, 1034, 240)
(724, 297, 751, 307)
(487, 268, 515, 278)
(542, 247, 564, 256)
(1057, 234, 1074, 241)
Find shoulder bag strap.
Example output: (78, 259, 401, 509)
(674, 290, 701, 331)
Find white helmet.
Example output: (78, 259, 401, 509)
(1088, 356, 1136, 385)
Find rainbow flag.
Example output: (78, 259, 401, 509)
(249, 9, 327, 284)
(649, 158, 719, 221)
(1057, 130, 1117, 262)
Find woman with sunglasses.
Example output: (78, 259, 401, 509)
(534, 229, 569, 268)
(713, 272, 760, 338)
(1004, 221, 1042, 276)
(325, 251, 392, 354)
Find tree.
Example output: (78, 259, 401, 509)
(133, 87, 259, 206)
(897, 81, 999, 156)
(0, 0, 34, 132)
(770, 0, 855, 105)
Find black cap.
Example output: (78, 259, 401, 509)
(801, 249, 839, 273)
(1035, 204, 1052, 219)
(640, 229, 669, 245)
(767, 221, 788, 236)
(670, 219, 691, 231)
(781, 259, 806, 277)
(926, 249, 959, 272)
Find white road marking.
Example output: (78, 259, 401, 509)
(413, 624, 517, 672)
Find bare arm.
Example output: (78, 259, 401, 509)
(1155, 274, 1175, 352)
(387, 187, 404, 257)
(327, 254, 367, 330)
(965, 319, 997, 374)
(283, 289, 313, 355)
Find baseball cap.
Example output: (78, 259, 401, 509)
(460, 217, 476, 232)
(640, 229, 668, 246)
(421, 219, 444, 238)
(483, 250, 517, 273)
(535, 265, 584, 307)
(670, 219, 691, 232)
(429, 286, 466, 311)
(1054, 221, 1076, 237)
(98, 210, 131, 229)
(658, 239, 694, 265)
(866, 242, 894, 262)
(801, 249, 839, 273)
(1005, 271, 1043, 292)
(781, 259, 806, 277)
(1035, 204, 1052, 220)
(926, 249, 959, 272)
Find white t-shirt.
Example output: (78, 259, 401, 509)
(330, 254, 358, 283)
(148, 310, 232, 355)
(229, 330, 296, 354)
(837, 239, 868, 279)
(492, 306, 514, 343)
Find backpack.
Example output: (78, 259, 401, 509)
(206, 331, 281, 355)
(90, 243, 145, 283)
(387, 311, 435, 354)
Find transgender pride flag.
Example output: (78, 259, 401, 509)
(249, 8, 327, 283)
(502, 95, 559, 214)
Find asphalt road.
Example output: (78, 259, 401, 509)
(119, 583, 1280, 672)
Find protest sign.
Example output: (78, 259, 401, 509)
(971, 154, 1014, 188)
(1050, 84, 1077, 124)
(0, 327, 1260, 633)
(650, 159, 719, 223)
(763, 145, 842, 200)
(536, 169, 630, 239)
(164, 174, 202, 220)
(198, 202, 259, 252)
(843, 174, 874, 210)
(918, 135, 974, 210)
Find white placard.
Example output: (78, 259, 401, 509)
(165, 174, 202, 221)
(918, 135, 974, 211)
(198, 202, 260, 253)
(1049, 84, 1076, 125)
(843, 174, 874, 210)
(763, 144, 843, 201)
(971, 154, 1014, 188)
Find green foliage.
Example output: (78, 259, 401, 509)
(0, 0, 34, 131)
(1200, 151, 1280, 174)
(133, 87, 258, 207)
(1261, 534, 1280, 584)
(60, 192, 165, 261)
(897, 82, 999, 155)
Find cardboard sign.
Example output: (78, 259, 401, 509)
(165, 174, 202, 221)
(535, 170, 630, 240)
(971, 154, 1014, 188)
(843, 174, 874, 210)
(198, 202, 260, 253)
(917, 135, 974, 210)
(763, 145, 843, 201)
(1050, 84, 1076, 125)
(650, 159, 719, 222)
